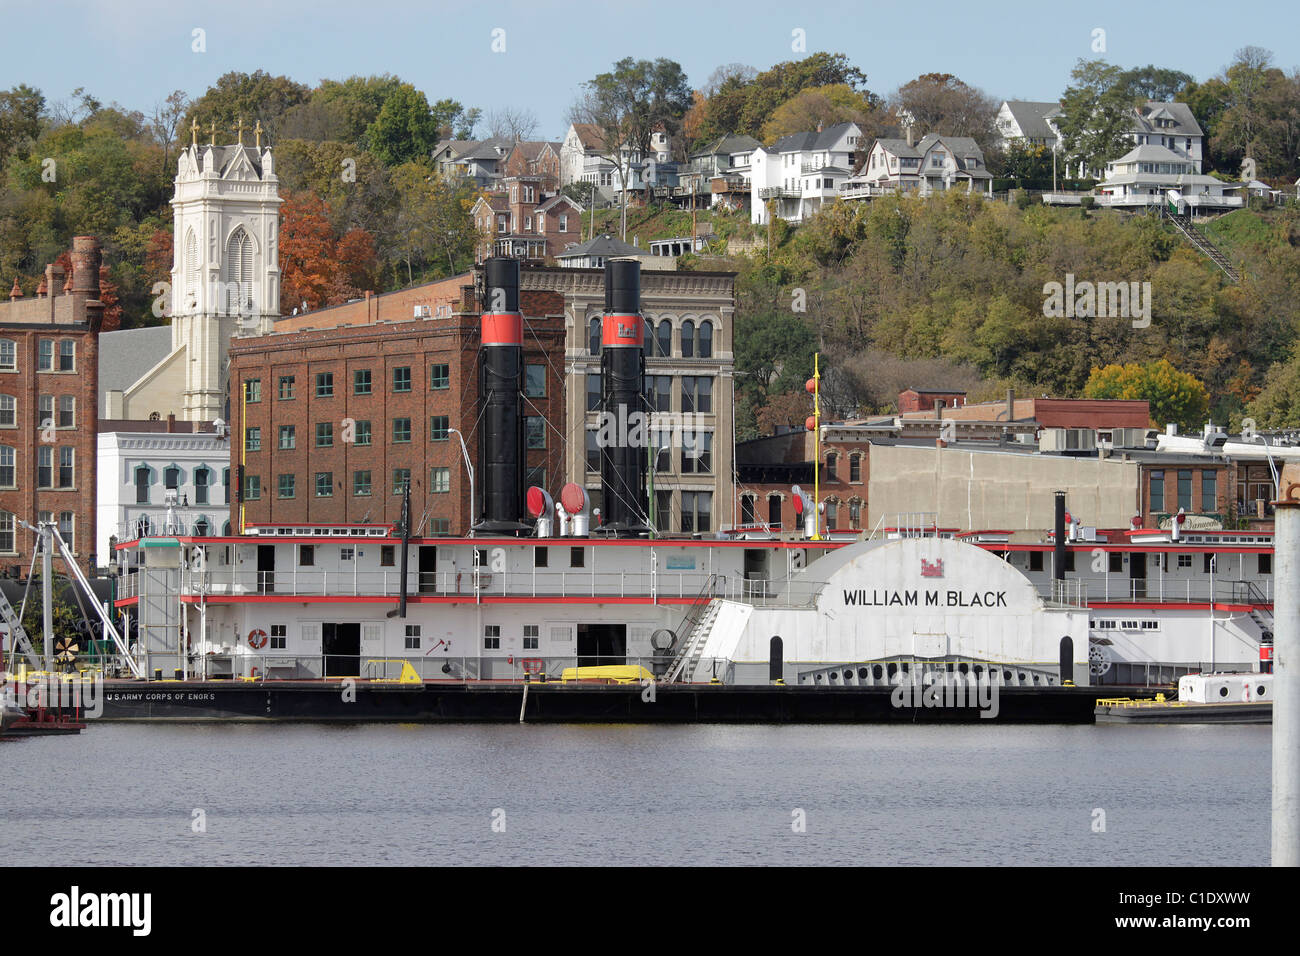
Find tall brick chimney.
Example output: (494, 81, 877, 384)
(70, 236, 101, 296)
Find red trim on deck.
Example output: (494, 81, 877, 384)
(178, 594, 705, 606)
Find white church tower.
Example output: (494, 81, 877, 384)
(170, 120, 282, 421)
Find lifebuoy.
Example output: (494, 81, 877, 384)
(248, 628, 269, 650)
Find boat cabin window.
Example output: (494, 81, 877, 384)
(571, 546, 585, 568)
(1028, 551, 1043, 572)
(535, 547, 549, 568)
(381, 545, 395, 567)
(1260, 554, 1272, 575)
(299, 545, 314, 566)
(1109, 552, 1124, 572)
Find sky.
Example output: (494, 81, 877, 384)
(2, 0, 1298, 137)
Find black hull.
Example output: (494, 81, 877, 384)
(98, 681, 1101, 724)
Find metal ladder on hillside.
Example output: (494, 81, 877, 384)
(661, 598, 723, 684)
(1161, 208, 1240, 282)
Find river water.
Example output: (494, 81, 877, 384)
(1, 723, 1269, 866)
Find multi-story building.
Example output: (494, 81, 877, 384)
(96, 418, 231, 556)
(470, 175, 584, 263)
(1093, 144, 1242, 210)
(843, 133, 993, 198)
(502, 141, 563, 192)
(0, 237, 105, 574)
(227, 283, 566, 536)
(560, 123, 672, 204)
(748, 122, 864, 224)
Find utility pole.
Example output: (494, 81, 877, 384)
(41, 523, 53, 674)
(1273, 462, 1300, 865)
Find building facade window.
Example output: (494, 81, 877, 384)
(316, 422, 334, 448)
(0, 446, 13, 488)
(243, 378, 261, 403)
(1149, 470, 1164, 513)
(354, 369, 372, 395)
(586, 373, 601, 411)
(354, 471, 372, 496)
(243, 475, 261, 500)
(194, 468, 210, 505)
(849, 454, 862, 482)
(681, 432, 712, 473)
(392, 366, 411, 392)
(278, 474, 295, 498)
(392, 418, 411, 443)
(278, 375, 295, 400)
(1177, 470, 1193, 511)
(0, 395, 13, 427)
(525, 364, 546, 397)
(0, 340, 15, 370)
(393, 469, 410, 494)
(430, 364, 450, 389)
(681, 491, 712, 534)
(245, 427, 261, 452)
(526, 416, 546, 449)
(315, 472, 333, 497)
(1202, 470, 1217, 510)
(430, 467, 450, 493)
(38, 339, 53, 371)
(354, 420, 372, 446)
(279, 425, 296, 449)
(316, 372, 334, 397)
(429, 416, 449, 441)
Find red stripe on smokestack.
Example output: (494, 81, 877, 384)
(481, 312, 523, 346)
(602, 313, 641, 347)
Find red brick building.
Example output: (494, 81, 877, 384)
(472, 175, 584, 264)
(502, 141, 562, 192)
(898, 388, 967, 414)
(0, 237, 105, 574)
(228, 284, 566, 535)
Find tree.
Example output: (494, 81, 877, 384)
(485, 106, 539, 142)
(386, 162, 478, 284)
(366, 84, 441, 166)
(181, 71, 311, 143)
(697, 53, 868, 142)
(760, 84, 886, 143)
(1055, 59, 1140, 177)
(1084, 359, 1210, 430)
(1117, 65, 1194, 102)
(571, 57, 692, 239)
(429, 98, 479, 141)
(147, 90, 188, 185)
(278, 191, 378, 311)
(0, 84, 45, 168)
(889, 73, 998, 148)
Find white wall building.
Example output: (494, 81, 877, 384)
(97, 426, 234, 559)
(750, 122, 864, 225)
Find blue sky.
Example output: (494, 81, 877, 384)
(2, 0, 1297, 137)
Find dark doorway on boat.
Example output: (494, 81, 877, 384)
(322, 622, 361, 676)
(418, 546, 437, 593)
(257, 545, 275, 593)
(577, 623, 626, 666)
(1129, 551, 1147, 599)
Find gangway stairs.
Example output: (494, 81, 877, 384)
(661, 598, 723, 684)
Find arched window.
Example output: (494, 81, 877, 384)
(849, 499, 862, 529)
(643, 317, 653, 353)
(184, 228, 199, 304)
(222, 520, 231, 536)
(697, 320, 713, 358)
(588, 316, 601, 355)
(740, 494, 755, 525)
(849, 453, 861, 482)
(193, 516, 210, 536)
(223, 227, 254, 314)
(825, 499, 838, 531)
(681, 319, 695, 358)
(825, 453, 837, 480)
(656, 320, 672, 358)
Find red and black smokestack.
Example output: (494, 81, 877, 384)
(596, 258, 650, 537)
(474, 258, 529, 535)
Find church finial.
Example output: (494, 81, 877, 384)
(207, 120, 216, 146)
(190, 117, 200, 147)
(233, 117, 247, 146)
(254, 120, 263, 150)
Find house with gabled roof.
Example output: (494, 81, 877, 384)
(470, 175, 584, 263)
(843, 132, 992, 198)
(995, 101, 1061, 150)
(749, 121, 865, 224)
(560, 123, 673, 205)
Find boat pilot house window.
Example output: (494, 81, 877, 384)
(571, 546, 585, 568)
(270, 624, 287, 649)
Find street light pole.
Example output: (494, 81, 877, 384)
(448, 428, 475, 537)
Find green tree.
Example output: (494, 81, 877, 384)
(181, 70, 311, 143)
(366, 84, 442, 166)
(1117, 64, 1194, 102)
(1084, 359, 1210, 430)
(1056, 59, 1140, 176)
(0, 84, 45, 168)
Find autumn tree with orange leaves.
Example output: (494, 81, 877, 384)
(278, 191, 378, 312)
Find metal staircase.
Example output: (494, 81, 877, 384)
(0, 589, 41, 672)
(661, 598, 723, 684)
(1161, 208, 1239, 282)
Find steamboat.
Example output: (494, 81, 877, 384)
(3, 259, 1275, 723)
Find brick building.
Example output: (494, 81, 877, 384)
(228, 284, 566, 535)
(0, 237, 105, 574)
(502, 141, 562, 192)
(897, 388, 967, 414)
(471, 175, 584, 263)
